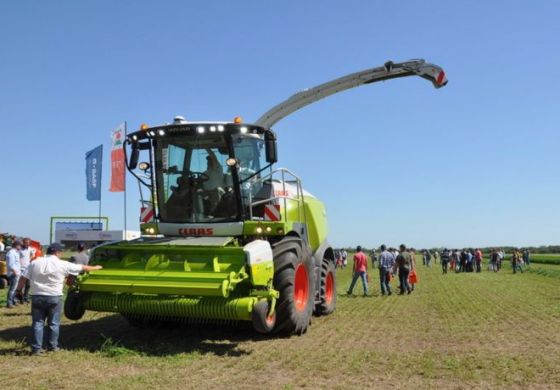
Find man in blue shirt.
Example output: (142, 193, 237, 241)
(6, 240, 22, 308)
(467, 250, 474, 272)
(378, 244, 395, 296)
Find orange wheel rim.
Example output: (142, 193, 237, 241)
(294, 264, 309, 312)
(266, 315, 275, 326)
(325, 271, 334, 305)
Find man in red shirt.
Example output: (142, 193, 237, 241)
(474, 248, 483, 273)
(346, 246, 369, 296)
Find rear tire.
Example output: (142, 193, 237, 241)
(64, 290, 86, 320)
(272, 237, 315, 335)
(315, 259, 336, 315)
(0, 276, 7, 290)
(252, 300, 276, 334)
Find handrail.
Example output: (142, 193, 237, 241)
(247, 168, 307, 229)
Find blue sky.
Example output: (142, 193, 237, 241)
(1, 1, 559, 248)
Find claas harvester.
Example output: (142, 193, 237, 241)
(65, 60, 447, 334)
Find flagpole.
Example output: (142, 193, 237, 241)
(124, 121, 128, 239)
(99, 146, 103, 226)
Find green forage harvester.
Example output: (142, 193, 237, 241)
(65, 59, 447, 334)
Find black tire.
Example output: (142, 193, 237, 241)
(0, 277, 7, 290)
(64, 290, 86, 320)
(252, 300, 276, 334)
(315, 259, 337, 315)
(272, 237, 315, 335)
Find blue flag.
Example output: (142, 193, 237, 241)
(86, 145, 103, 201)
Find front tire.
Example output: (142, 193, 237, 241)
(64, 290, 86, 320)
(272, 237, 315, 335)
(315, 259, 336, 315)
(252, 300, 276, 334)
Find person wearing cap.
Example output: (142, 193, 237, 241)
(5, 240, 22, 308)
(16, 243, 103, 355)
(346, 245, 369, 296)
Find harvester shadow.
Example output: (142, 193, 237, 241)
(1, 311, 29, 317)
(0, 314, 274, 357)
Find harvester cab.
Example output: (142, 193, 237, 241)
(128, 120, 281, 230)
(65, 59, 447, 334)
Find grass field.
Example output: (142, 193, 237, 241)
(1, 257, 559, 389)
(530, 254, 560, 265)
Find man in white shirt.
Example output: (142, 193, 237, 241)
(17, 243, 102, 355)
(19, 238, 33, 303)
(202, 152, 225, 192)
(202, 152, 225, 211)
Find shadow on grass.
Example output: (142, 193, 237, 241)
(1, 311, 29, 317)
(0, 313, 275, 357)
(338, 292, 383, 298)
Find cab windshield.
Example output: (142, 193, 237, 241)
(232, 133, 270, 217)
(155, 131, 269, 223)
(156, 134, 235, 223)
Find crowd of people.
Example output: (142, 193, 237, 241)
(439, 248, 531, 274)
(336, 245, 532, 298)
(343, 244, 418, 296)
(1, 235, 91, 308)
(335, 249, 348, 268)
(2, 236, 39, 307)
(1, 234, 100, 356)
(439, 248, 484, 274)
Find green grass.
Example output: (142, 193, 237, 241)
(526, 263, 560, 278)
(1, 256, 559, 388)
(530, 254, 560, 265)
(99, 335, 145, 358)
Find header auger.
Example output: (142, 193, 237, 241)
(65, 59, 447, 334)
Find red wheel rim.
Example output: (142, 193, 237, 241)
(325, 271, 334, 305)
(294, 264, 309, 312)
(266, 314, 275, 326)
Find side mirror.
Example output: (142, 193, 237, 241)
(128, 145, 140, 169)
(264, 130, 278, 164)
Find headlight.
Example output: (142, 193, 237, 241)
(226, 158, 238, 167)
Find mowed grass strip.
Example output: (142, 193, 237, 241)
(530, 254, 560, 265)
(0, 256, 559, 389)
